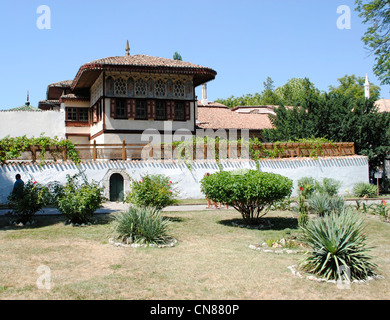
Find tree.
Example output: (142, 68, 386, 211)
(173, 52, 183, 61)
(263, 91, 390, 169)
(259, 77, 281, 105)
(355, 0, 390, 85)
(329, 74, 381, 100)
(274, 78, 321, 106)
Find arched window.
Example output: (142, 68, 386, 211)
(135, 79, 147, 96)
(106, 76, 114, 96)
(174, 80, 185, 98)
(115, 77, 127, 96)
(155, 79, 166, 97)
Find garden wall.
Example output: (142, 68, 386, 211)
(0, 110, 65, 139)
(0, 155, 369, 204)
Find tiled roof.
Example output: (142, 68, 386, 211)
(60, 94, 89, 101)
(48, 80, 73, 88)
(72, 54, 217, 89)
(375, 99, 390, 113)
(1, 104, 41, 112)
(197, 105, 273, 130)
(197, 100, 230, 108)
(87, 55, 210, 70)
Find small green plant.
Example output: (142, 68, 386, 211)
(112, 206, 172, 245)
(308, 194, 345, 216)
(7, 180, 47, 224)
(297, 177, 317, 199)
(297, 190, 309, 227)
(299, 210, 378, 281)
(353, 182, 378, 198)
(316, 178, 341, 197)
(125, 174, 178, 210)
(57, 173, 104, 224)
(201, 170, 293, 224)
(371, 200, 390, 221)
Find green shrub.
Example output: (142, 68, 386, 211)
(299, 210, 378, 281)
(353, 182, 378, 198)
(316, 178, 342, 197)
(7, 180, 47, 224)
(200, 170, 293, 224)
(112, 206, 172, 245)
(297, 193, 309, 227)
(297, 177, 317, 199)
(125, 174, 178, 210)
(308, 194, 345, 216)
(57, 173, 104, 224)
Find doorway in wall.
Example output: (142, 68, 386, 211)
(109, 173, 124, 202)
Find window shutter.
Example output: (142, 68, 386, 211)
(130, 99, 136, 118)
(147, 100, 152, 119)
(167, 101, 175, 120)
(126, 99, 132, 118)
(185, 101, 191, 121)
(93, 105, 98, 123)
(151, 100, 156, 119)
(110, 98, 116, 118)
(146, 100, 156, 120)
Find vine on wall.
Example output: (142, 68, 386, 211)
(0, 134, 80, 164)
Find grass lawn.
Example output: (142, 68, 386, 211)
(0, 207, 390, 300)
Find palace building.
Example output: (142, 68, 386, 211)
(37, 42, 217, 145)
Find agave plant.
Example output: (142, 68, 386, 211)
(308, 194, 345, 216)
(112, 206, 172, 245)
(299, 209, 378, 281)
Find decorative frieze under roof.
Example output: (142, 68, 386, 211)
(71, 54, 217, 90)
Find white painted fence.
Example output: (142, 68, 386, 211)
(0, 156, 369, 204)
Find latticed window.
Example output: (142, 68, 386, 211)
(115, 99, 127, 119)
(136, 100, 147, 119)
(174, 80, 185, 98)
(115, 77, 127, 96)
(155, 101, 166, 120)
(135, 79, 147, 96)
(174, 102, 185, 121)
(79, 108, 89, 122)
(66, 108, 77, 121)
(155, 79, 166, 97)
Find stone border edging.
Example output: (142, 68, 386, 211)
(287, 265, 384, 285)
(109, 237, 177, 248)
(249, 243, 305, 254)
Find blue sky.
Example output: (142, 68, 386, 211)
(0, 0, 388, 110)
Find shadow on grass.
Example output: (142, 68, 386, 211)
(218, 216, 299, 231)
(0, 213, 114, 230)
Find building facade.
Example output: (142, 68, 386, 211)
(38, 52, 217, 145)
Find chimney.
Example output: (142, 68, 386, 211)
(364, 74, 370, 99)
(201, 84, 208, 105)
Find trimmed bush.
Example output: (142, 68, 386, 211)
(200, 170, 293, 224)
(112, 206, 172, 245)
(7, 180, 47, 224)
(57, 173, 104, 224)
(353, 182, 378, 198)
(125, 174, 178, 210)
(299, 210, 378, 281)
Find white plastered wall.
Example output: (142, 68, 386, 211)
(0, 156, 369, 204)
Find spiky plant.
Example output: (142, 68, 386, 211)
(299, 209, 378, 281)
(112, 206, 172, 245)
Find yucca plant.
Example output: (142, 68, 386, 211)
(308, 194, 345, 216)
(112, 206, 172, 245)
(299, 210, 378, 281)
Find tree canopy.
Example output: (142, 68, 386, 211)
(355, 0, 390, 85)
